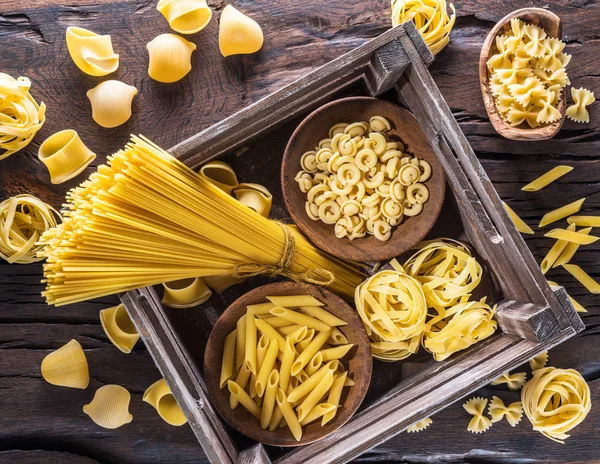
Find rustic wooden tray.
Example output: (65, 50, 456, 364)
(120, 22, 584, 464)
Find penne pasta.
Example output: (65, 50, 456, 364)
(306, 351, 323, 376)
(279, 325, 307, 341)
(260, 370, 279, 429)
(288, 361, 338, 403)
(538, 198, 585, 228)
(276, 388, 302, 441)
(270, 306, 330, 332)
(322, 372, 347, 425)
(255, 318, 286, 351)
(567, 216, 600, 228)
(320, 344, 354, 362)
(256, 335, 269, 372)
(522, 166, 573, 192)
(267, 295, 324, 307)
(235, 314, 246, 371)
(554, 227, 592, 268)
(246, 302, 276, 315)
(299, 305, 347, 326)
(220, 329, 237, 388)
(291, 329, 332, 375)
(228, 380, 261, 419)
(230, 363, 251, 408)
(279, 339, 295, 392)
(297, 329, 315, 352)
(502, 201, 534, 235)
(260, 316, 294, 328)
(255, 339, 278, 397)
(300, 403, 337, 426)
(296, 370, 335, 422)
(328, 327, 349, 345)
(545, 229, 599, 245)
(540, 224, 575, 274)
(268, 404, 284, 432)
(244, 313, 258, 375)
(563, 264, 600, 293)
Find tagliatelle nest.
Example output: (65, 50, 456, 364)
(391, 0, 456, 55)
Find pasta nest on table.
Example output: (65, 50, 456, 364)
(487, 18, 571, 128)
(295, 116, 432, 242)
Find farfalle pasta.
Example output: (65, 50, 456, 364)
(157, 0, 212, 35)
(0, 194, 61, 264)
(522, 367, 591, 443)
(391, 0, 456, 55)
(488, 396, 523, 427)
(406, 417, 432, 433)
(40, 339, 89, 389)
(491, 371, 527, 391)
(295, 116, 432, 242)
(566, 87, 595, 123)
(65, 26, 119, 76)
(219, 5, 264, 57)
(486, 18, 571, 128)
(529, 351, 548, 371)
(0, 73, 46, 160)
(463, 397, 492, 433)
(84, 385, 133, 429)
(38, 130, 96, 184)
(147, 34, 197, 83)
(86, 80, 137, 128)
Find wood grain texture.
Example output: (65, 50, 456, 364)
(479, 8, 566, 140)
(281, 97, 446, 262)
(0, 0, 599, 463)
(203, 282, 372, 447)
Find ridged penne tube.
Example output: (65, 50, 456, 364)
(544, 229, 598, 245)
(40, 339, 89, 389)
(99, 303, 140, 354)
(255, 318, 286, 351)
(38, 130, 96, 184)
(283, 325, 308, 343)
(278, 339, 295, 392)
(86, 80, 137, 128)
(297, 370, 334, 422)
(270, 307, 330, 332)
(218, 5, 264, 57)
(143, 378, 187, 426)
(157, 0, 212, 34)
(245, 313, 258, 375)
(233, 183, 273, 217)
(260, 370, 279, 429)
(288, 361, 337, 403)
(65, 27, 119, 76)
(298, 305, 347, 326)
(228, 380, 260, 418)
(563, 264, 600, 293)
(291, 329, 332, 375)
(300, 403, 336, 426)
(247, 302, 276, 315)
(538, 198, 585, 228)
(322, 372, 346, 425)
(554, 227, 592, 267)
(235, 314, 246, 371)
(255, 339, 278, 397)
(328, 327, 349, 345)
(229, 363, 251, 408)
(162, 277, 212, 308)
(83, 385, 133, 429)
(320, 344, 353, 362)
(540, 224, 575, 274)
(147, 34, 196, 83)
(220, 329, 237, 388)
(199, 161, 239, 194)
(204, 273, 245, 293)
(306, 351, 323, 376)
(502, 201, 534, 235)
(522, 166, 573, 191)
(275, 388, 302, 441)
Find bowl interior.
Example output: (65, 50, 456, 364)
(203, 282, 372, 447)
(281, 97, 446, 262)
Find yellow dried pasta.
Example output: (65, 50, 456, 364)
(522, 165, 573, 192)
(147, 34, 196, 83)
(100, 304, 140, 354)
(65, 27, 119, 76)
(0, 73, 46, 160)
(491, 371, 527, 391)
(391, 0, 456, 55)
(219, 5, 264, 57)
(199, 161, 239, 194)
(538, 198, 585, 228)
(406, 417, 432, 433)
(566, 87, 595, 123)
(0, 194, 61, 264)
(233, 183, 272, 217)
(529, 351, 548, 371)
(545, 228, 599, 245)
(463, 397, 492, 433)
(38, 130, 96, 184)
(502, 201, 534, 234)
(562, 264, 600, 293)
(40, 339, 89, 389)
(86, 80, 137, 128)
(522, 367, 591, 443)
(84, 385, 133, 429)
(567, 215, 600, 227)
(143, 378, 188, 426)
(488, 396, 523, 427)
(554, 226, 591, 268)
(157, 0, 212, 35)
(162, 277, 212, 308)
(540, 223, 575, 274)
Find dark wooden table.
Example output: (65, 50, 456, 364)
(1, 0, 598, 463)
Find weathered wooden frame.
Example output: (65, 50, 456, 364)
(120, 22, 584, 464)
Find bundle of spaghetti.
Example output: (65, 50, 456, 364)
(38, 136, 364, 306)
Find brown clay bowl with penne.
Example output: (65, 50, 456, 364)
(281, 97, 446, 262)
(203, 281, 372, 446)
(479, 8, 566, 140)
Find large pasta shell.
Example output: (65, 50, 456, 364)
(157, 0, 212, 34)
(41, 339, 89, 389)
(233, 183, 272, 217)
(143, 378, 188, 426)
(86, 80, 137, 128)
(218, 5, 263, 57)
(198, 160, 239, 194)
(100, 304, 140, 354)
(83, 385, 133, 429)
(162, 277, 212, 308)
(65, 26, 119, 76)
(38, 130, 96, 184)
(146, 34, 197, 83)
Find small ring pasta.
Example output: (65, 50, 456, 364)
(300, 151, 318, 172)
(398, 164, 421, 186)
(406, 183, 430, 204)
(318, 200, 341, 224)
(369, 115, 392, 132)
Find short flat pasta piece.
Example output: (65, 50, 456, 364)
(463, 397, 492, 433)
(219, 5, 263, 57)
(38, 130, 96, 184)
(406, 417, 432, 433)
(522, 165, 573, 191)
(100, 304, 140, 354)
(491, 371, 527, 391)
(143, 378, 187, 426)
(84, 385, 133, 429)
(162, 277, 212, 308)
(147, 34, 196, 83)
(502, 201, 534, 234)
(65, 27, 119, 76)
(529, 351, 548, 371)
(562, 264, 600, 293)
(157, 0, 212, 34)
(566, 87, 595, 123)
(538, 198, 585, 227)
(86, 80, 137, 128)
(41, 339, 89, 389)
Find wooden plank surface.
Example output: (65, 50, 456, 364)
(0, 0, 598, 463)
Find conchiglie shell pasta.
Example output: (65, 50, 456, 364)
(218, 5, 263, 57)
(143, 378, 188, 426)
(199, 160, 239, 194)
(146, 33, 196, 83)
(41, 339, 89, 389)
(157, 0, 212, 35)
(83, 385, 133, 429)
(100, 304, 140, 354)
(65, 27, 119, 76)
(38, 130, 96, 184)
(233, 183, 273, 217)
(162, 277, 212, 308)
(86, 80, 137, 128)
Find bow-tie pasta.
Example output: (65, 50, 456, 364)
(566, 87, 595, 123)
(147, 33, 197, 83)
(65, 27, 119, 76)
(86, 80, 137, 128)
